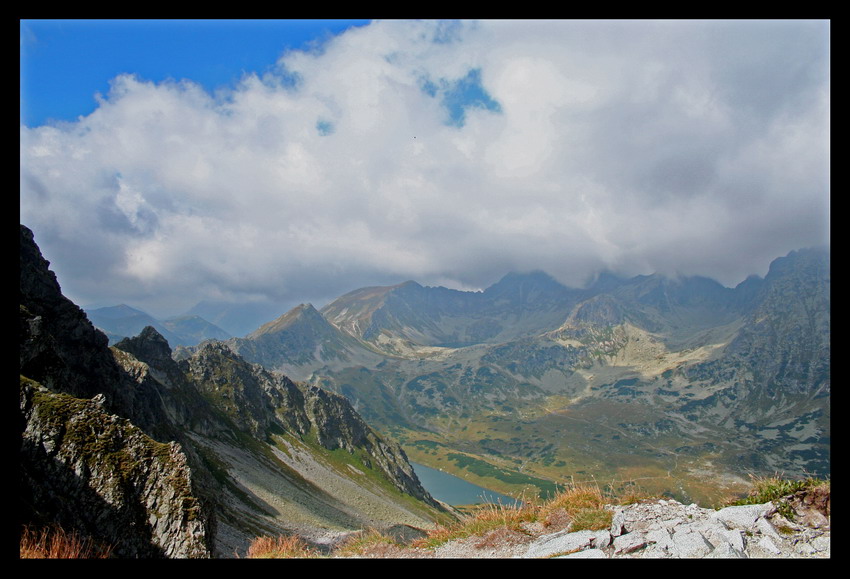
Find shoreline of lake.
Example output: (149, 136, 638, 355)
(411, 461, 522, 507)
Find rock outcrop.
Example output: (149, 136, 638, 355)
(521, 496, 829, 559)
(20, 378, 210, 558)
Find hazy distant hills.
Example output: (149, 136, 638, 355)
(222, 248, 829, 505)
(87, 299, 299, 345)
(86, 304, 232, 347)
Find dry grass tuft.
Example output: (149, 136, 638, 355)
(568, 508, 613, 532)
(413, 499, 533, 549)
(542, 484, 605, 514)
(334, 528, 401, 557)
(473, 527, 531, 550)
(246, 534, 320, 559)
(615, 483, 655, 506)
(537, 483, 612, 531)
(20, 525, 112, 559)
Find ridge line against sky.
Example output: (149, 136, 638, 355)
(20, 19, 829, 319)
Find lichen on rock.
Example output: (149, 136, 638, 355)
(20, 376, 211, 558)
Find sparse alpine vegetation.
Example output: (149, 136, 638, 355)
(727, 474, 830, 522)
(248, 480, 644, 557)
(246, 475, 830, 559)
(245, 535, 321, 559)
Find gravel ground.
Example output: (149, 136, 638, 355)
(193, 435, 439, 557)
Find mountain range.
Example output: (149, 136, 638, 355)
(216, 249, 829, 505)
(22, 215, 829, 558)
(19, 224, 449, 558)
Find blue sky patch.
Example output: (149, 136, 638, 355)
(20, 19, 370, 127)
(419, 68, 501, 128)
(431, 20, 463, 44)
(316, 119, 335, 136)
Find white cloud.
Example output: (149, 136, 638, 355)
(20, 19, 829, 318)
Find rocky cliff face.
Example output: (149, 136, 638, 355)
(20, 378, 209, 558)
(20, 225, 215, 558)
(21, 226, 125, 402)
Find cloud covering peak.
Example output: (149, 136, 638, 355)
(21, 20, 829, 317)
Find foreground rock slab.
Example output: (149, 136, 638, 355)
(521, 498, 829, 559)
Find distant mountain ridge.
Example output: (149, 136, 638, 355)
(86, 304, 232, 347)
(320, 271, 587, 348)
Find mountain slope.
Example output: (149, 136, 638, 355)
(664, 248, 831, 475)
(20, 225, 214, 557)
(122, 333, 446, 555)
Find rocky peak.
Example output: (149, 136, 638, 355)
(114, 326, 175, 368)
(184, 341, 311, 438)
(586, 270, 629, 293)
(484, 270, 572, 307)
(764, 247, 829, 281)
(249, 303, 324, 338)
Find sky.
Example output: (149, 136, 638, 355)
(20, 19, 830, 324)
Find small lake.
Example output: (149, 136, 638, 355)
(411, 462, 521, 507)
